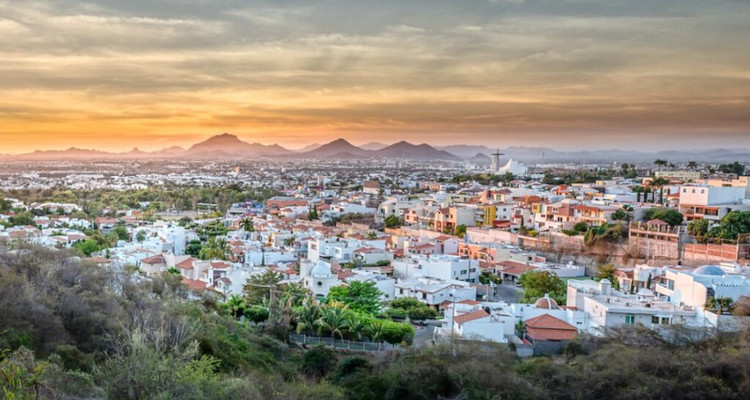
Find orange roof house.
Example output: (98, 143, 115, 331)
(524, 314, 578, 342)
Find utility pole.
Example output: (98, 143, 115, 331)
(450, 287, 457, 356)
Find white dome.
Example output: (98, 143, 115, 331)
(693, 265, 725, 276)
(310, 261, 332, 278)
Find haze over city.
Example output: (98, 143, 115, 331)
(1, 0, 749, 153)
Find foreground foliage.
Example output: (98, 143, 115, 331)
(3, 245, 750, 399)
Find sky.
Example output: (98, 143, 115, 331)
(0, 0, 749, 153)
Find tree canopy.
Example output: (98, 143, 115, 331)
(518, 270, 566, 305)
(327, 281, 382, 315)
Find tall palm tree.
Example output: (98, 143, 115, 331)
(296, 297, 322, 335)
(649, 177, 671, 205)
(687, 161, 698, 170)
(653, 159, 668, 171)
(632, 185, 643, 203)
(317, 305, 350, 339)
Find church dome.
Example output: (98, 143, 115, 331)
(693, 265, 725, 276)
(534, 294, 559, 309)
(310, 261, 332, 277)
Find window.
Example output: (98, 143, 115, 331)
(460, 270, 467, 275)
(317, 281, 323, 287)
(625, 315, 636, 325)
(651, 316, 659, 324)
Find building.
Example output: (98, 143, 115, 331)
(394, 277, 476, 306)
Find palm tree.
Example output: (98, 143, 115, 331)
(225, 294, 247, 319)
(653, 159, 668, 171)
(296, 297, 322, 335)
(633, 185, 643, 203)
(317, 305, 350, 339)
(718, 297, 734, 314)
(366, 320, 385, 343)
(199, 236, 229, 260)
(240, 217, 255, 232)
(687, 161, 698, 170)
(346, 314, 366, 341)
(649, 177, 671, 205)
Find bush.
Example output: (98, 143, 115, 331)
(302, 345, 338, 380)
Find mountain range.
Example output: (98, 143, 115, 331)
(1, 133, 748, 163)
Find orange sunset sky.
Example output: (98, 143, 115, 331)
(1, 0, 749, 153)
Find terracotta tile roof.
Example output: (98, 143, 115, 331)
(182, 277, 208, 291)
(458, 299, 481, 305)
(210, 261, 230, 269)
(141, 254, 166, 265)
(524, 314, 577, 341)
(176, 257, 195, 270)
(454, 310, 489, 326)
(498, 261, 537, 276)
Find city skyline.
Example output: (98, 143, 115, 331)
(1, 0, 749, 153)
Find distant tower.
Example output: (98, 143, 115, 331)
(491, 148, 504, 171)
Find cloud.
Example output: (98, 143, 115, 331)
(0, 0, 748, 152)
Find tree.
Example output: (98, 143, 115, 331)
(112, 224, 129, 241)
(705, 296, 734, 314)
(518, 270, 566, 305)
(225, 294, 247, 319)
(244, 305, 270, 324)
(327, 281, 382, 315)
(240, 218, 255, 232)
(718, 161, 745, 175)
(649, 177, 671, 204)
(185, 240, 202, 257)
(307, 206, 319, 221)
(317, 304, 350, 339)
(454, 224, 467, 237)
(610, 209, 629, 221)
(653, 159, 668, 170)
(366, 231, 378, 240)
(687, 161, 698, 170)
(688, 219, 710, 243)
(381, 321, 415, 345)
(594, 263, 620, 290)
(242, 270, 283, 305)
(199, 237, 229, 260)
(643, 208, 684, 227)
(72, 239, 102, 257)
(707, 211, 750, 241)
(135, 230, 147, 242)
(632, 186, 643, 203)
(9, 211, 35, 227)
(384, 215, 402, 229)
(296, 297, 322, 335)
(345, 314, 366, 341)
(302, 345, 337, 381)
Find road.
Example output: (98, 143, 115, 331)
(495, 281, 524, 303)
